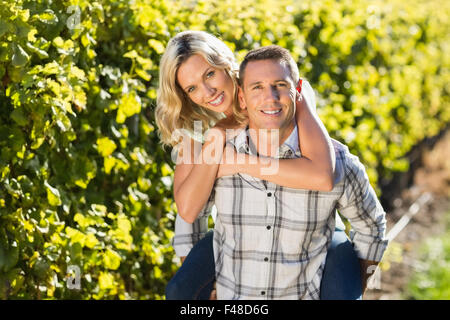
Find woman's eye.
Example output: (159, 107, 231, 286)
(206, 70, 215, 78)
(187, 87, 195, 93)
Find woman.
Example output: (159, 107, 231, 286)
(156, 31, 362, 300)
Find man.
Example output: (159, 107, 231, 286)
(171, 46, 388, 299)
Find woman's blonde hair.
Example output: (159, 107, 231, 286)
(155, 30, 242, 148)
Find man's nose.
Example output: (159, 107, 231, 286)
(265, 85, 280, 101)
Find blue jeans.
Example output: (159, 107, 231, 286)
(166, 229, 362, 300)
(320, 229, 362, 300)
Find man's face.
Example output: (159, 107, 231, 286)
(238, 59, 296, 134)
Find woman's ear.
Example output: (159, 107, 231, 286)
(238, 87, 247, 110)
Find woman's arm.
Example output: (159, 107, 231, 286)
(218, 81, 335, 191)
(173, 127, 225, 224)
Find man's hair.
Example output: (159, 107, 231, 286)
(238, 45, 299, 86)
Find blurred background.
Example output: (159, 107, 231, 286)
(0, 0, 448, 299)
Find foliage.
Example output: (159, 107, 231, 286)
(405, 218, 450, 300)
(0, 0, 177, 299)
(0, 0, 448, 299)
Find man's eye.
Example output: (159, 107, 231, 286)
(252, 85, 262, 90)
(277, 83, 287, 87)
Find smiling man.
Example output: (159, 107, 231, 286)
(207, 45, 388, 299)
(237, 50, 297, 158)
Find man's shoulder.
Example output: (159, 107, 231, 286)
(331, 138, 368, 182)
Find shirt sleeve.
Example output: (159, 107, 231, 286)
(171, 190, 215, 257)
(337, 152, 389, 262)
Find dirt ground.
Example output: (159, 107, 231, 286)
(364, 130, 450, 300)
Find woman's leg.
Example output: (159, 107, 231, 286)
(320, 228, 362, 300)
(165, 230, 215, 300)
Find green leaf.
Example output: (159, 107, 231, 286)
(97, 137, 117, 157)
(103, 248, 121, 270)
(44, 181, 62, 206)
(26, 42, 49, 59)
(2, 242, 19, 273)
(52, 37, 64, 48)
(12, 44, 29, 67)
(116, 92, 141, 124)
(41, 61, 60, 75)
(117, 214, 131, 233)
(135, 68, 151, 81)
(123, 50, 138, 59)
(85, 233, 99, 249)
(98, 271, 115, 290)
(148, 39, 165, 54)
(73, 156, 97, 188)
(11, 108, 28, 127)
(69, 66, 86, 80)
(0, 21, 12, 38)
(103, 156, 116, 174)
(35, 10, 58, 24)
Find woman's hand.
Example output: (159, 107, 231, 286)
(217, 144, 239, 178)
(212, 116, 247, 144)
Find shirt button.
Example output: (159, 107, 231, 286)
(267, 192, 272, 197)
(264, 257, 269, 262)
(266, 225, 271, 230)
(261, 291, 266, 296)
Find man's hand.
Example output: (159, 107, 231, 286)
(359, 259, 379, 296)
(209, 282, 217, 300)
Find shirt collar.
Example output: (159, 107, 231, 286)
(233, 124, 301, 159)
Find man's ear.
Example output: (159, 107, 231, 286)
(296, 89, 302, 102)
(295, 79, 303, 102)
(238, 86, 246, 110)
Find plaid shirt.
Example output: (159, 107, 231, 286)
(173, 126, 388, 300)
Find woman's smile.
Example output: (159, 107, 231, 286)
(208, 92, 225, 107)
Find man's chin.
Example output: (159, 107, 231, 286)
(249, 124, 281, 133)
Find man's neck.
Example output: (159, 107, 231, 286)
(248, 121, 295, 157)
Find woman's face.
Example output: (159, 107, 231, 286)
(176, 54, 234, 116)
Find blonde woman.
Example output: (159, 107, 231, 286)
(156, 31, 362, 300)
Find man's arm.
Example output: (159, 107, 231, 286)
(336, 147, 389, 296)
(172, 214, 209, 258)
(171, 191, 214, 260)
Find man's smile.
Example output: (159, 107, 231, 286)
(260, 108, 282, 115)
